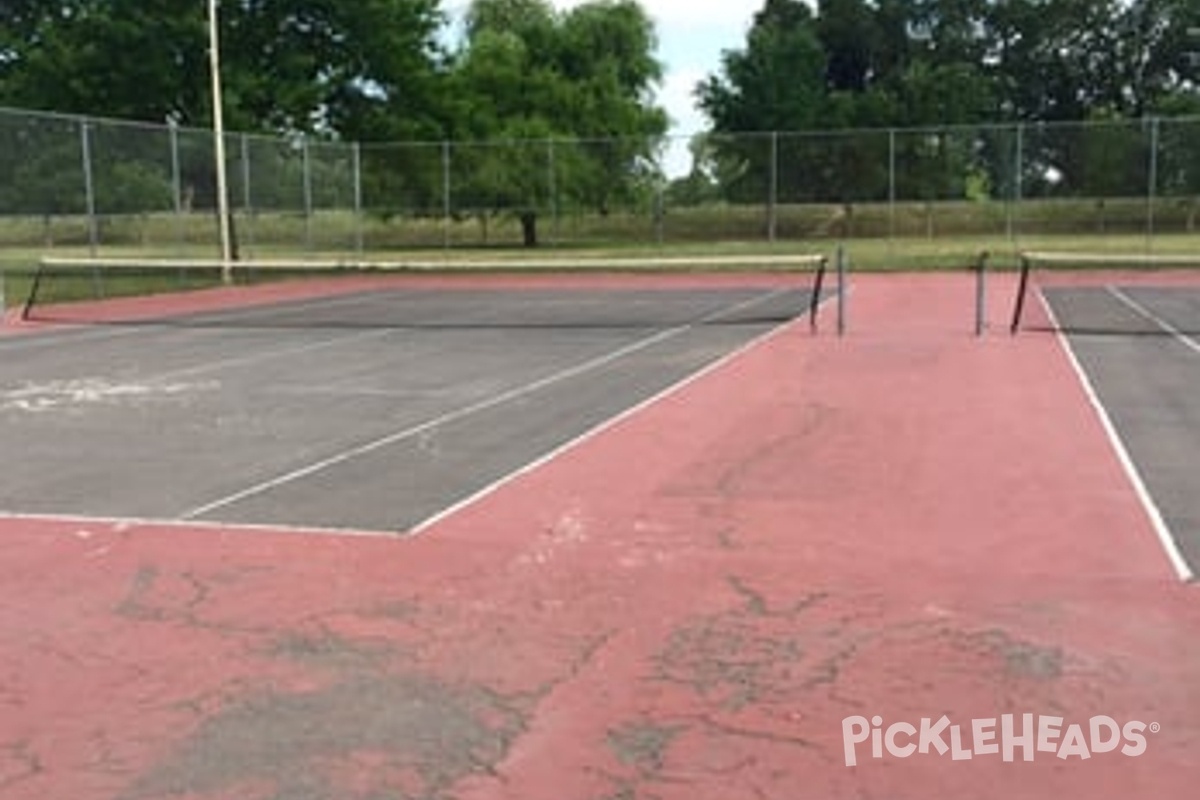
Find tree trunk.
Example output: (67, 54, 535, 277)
(520, 211, 539, 248)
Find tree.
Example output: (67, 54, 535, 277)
(448, 0, 667, 246)
(697, 0, 827, 205)
(817, 0, 880, 93)
(0, 1, 209, 123)
(665, 134, 722, 207)
(0, 0, 447, 141)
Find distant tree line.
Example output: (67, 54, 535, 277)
(2, 0, 1199, 241)
(0, 0, 665, 245)
(688, 0, 1200, 207)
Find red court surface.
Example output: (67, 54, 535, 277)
(1, 272, 1197, 800)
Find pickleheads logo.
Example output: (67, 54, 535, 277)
(842, 714, 1160, 767)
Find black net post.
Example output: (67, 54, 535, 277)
(809, 255, 828, 333)
(1011, 253, 1033, 333)
(20, 262, 47, 320)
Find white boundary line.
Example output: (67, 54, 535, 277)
(409, 320, 790, 534)
(0, 286, 397, 351)
(1040, 291, 1194, 582)
(0, 510, 397, 539)
(147, 328, 394, 383)
(1, 289, 827, 540)
(410, 293, 833, 535)
(179, 289, 793, 522)
(1105, 286, 1200, 356)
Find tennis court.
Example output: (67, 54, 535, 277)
(1, 258, 1198, 800)
(1011, 255, 1200, 577)
(0, 265, 823, 532)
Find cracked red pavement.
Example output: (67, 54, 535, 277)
(1, 272, 1197, 800)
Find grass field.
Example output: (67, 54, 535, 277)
(5, 196, 1200, 312)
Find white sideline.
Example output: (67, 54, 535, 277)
(409, 293, 829, 535)
(0, 510, 397, 539)
(1040, 291, 1194, 582)
(179, 288, 793, 522)
(1105, 286, 1200, 356)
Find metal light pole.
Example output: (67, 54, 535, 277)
(208, 0, 233, 282)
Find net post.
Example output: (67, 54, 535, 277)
(836, 244, 847, 336)
(974, 250, 990, 336)
(1011, 252, 1032, 334)
(20, 261, 47, 321)
(809, 255, 828, 333)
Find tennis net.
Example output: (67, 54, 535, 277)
(8, 253, 834, 332)
(1010, 250, 1200, 337)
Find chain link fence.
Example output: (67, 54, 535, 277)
(3, 106, 1200, 266)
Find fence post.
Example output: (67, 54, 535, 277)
(352, 141, 363, 258)
(169, 119, 183, 251)
(442, 140, 452, 251)
(301, 135, 313, 253)
(241, 134, 255, 259)
(888, 127, 896, 252)
(768, 131, 778, 243)
(80, 118, 98, 256)
(1011, 122, 1024, 243)
(547, 137, 558, 247)
(1148, 115, 1159, 253)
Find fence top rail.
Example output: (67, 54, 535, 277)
(8, 103, 1200, 151)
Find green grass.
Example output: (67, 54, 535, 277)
(6, 196, 1200, 315)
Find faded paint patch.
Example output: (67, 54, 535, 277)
(123, 674, 523, 800)
(0, 378, 217, 413)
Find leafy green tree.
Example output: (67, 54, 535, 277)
(1115, 0, 1200, 117)
(448, 0, 666, 246)
(0, 0, 446, 141)
(697, 0, 827, 205)
(221, 0, 448, 142)
(0, 1, 208, 123)
(817, 0, 880, 93)
(665, 134, 722, 207)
